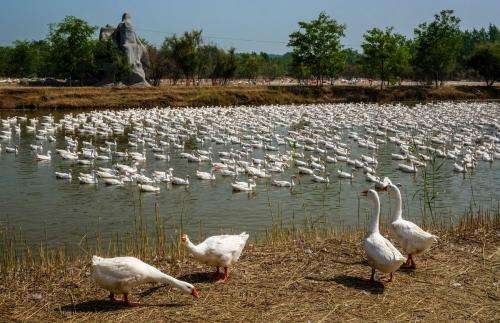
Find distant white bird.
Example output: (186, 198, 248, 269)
(138, 183, 160, 193)
(337, 169, 353, 179)
(196, 170, 215, 180)
(55, 170, 72, 181)
(36, 150, 51, 161)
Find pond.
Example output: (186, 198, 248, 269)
(0, 102, 499, 252)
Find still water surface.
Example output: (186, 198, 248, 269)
(0, 105, 498, 252)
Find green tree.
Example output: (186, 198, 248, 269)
(48, 16, 97, 85)
(161, 30, 202, 85)
(5, 41, 39, 77)
(0, 46, 11, 77)
(288, 12, 346, 85)
(144, 45, 165, 86)
(361, 27, 411, 89)
(93, 39, 131, 84)
(197, 44, 220, 82)
(466, 43, 500, 86)
(236, 52, 261, 80)
(342, 48, 362, 80)
(413, 10, 462, 87)
(222, 48, 237, 84)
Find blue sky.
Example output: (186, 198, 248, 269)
(0, 0, 498, 53)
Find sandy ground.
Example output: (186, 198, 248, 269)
(0, 227, 498, 322)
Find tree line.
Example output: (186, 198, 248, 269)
(0, 10, 498, 87)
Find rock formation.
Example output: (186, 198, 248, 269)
(100, 13, 150, 86)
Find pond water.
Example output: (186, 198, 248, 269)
(0, 102, 499, 252)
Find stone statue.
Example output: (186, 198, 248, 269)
(109, 13, 150, 86)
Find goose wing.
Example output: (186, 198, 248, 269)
(201, 233, 249, 263)
(392, 219, 437, 242)
(365, 234, 405, 264)
(92, 256, 159, 283)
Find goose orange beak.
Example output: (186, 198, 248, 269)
(191, 288, 200, 298)
(181, 234, 188, 242)
(361, 189, 369, 196)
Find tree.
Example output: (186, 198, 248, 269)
(197, 44, 219, 82)
(221, 48, 237, 84)
(144, 45, 164, 86)
(466, 43, 500, 86)
(5, 41, 40, 77)
(93, 39, 131, 84)
(48, 16, 97, 85)
(361, 27, 411, 89)
(413, 10, 462, 87)
(161, 30, 202, 85)
(288, 12, 346, 85)
(0, 46, 11, 77)
(236, 52, 261, 80)
(342, 48, 362, 80)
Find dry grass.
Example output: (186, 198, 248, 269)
(0, 224, 498, 322)
(0, 85, 498, 109)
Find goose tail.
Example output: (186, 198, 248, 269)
(92, 255, 104, 265)
(240, 232, 250, 242)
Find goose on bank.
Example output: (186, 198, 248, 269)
(384, 182, 438, 269)
(362, 189, 406, 282)
(181, 232, 249, 282)
(92, 255, 199, 306)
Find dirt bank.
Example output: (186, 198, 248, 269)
(0, 85, 499, 109)
(0, 227, 497, 321)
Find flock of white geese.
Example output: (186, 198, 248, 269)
(1, 102, 499, 304)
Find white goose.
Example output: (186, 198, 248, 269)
(55, 170, 72, 181)
(181, 232, 249, 282)
(172, 174, 190, 186)
(385, 182, 438, 269)
(231, 177, 256, 192)
(36, 150, 51, 161)
(311, 173, 330, 183)
(271, 176, 296, 188)
(92, 256, 199, 306)
(138, 183, 160, 193)
(337, 169, 353, 179)
(196, 170, 216, 180)
(362, 189, 406, 282)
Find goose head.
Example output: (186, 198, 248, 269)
(174, 275, 199, 298)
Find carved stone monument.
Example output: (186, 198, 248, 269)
(100, 13, 150, 86)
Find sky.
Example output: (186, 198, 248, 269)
(0, 0, 499, 54)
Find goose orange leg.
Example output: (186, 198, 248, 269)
(122, 293, 139, 307)
(387, 272, 394, 282)
(409, 255, 416, 269)
(370, 268, 375, 282)
(220, 267, 229, 283)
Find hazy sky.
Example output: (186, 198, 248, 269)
(1, 0, 498, 53)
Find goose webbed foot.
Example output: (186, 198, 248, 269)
(121, 293, 140, 307)
(401, 255, 416, 269)
(217, 267, 230, 283)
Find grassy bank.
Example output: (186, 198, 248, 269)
(0, 211, 498, 321)
(0, 85, 499, 109)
